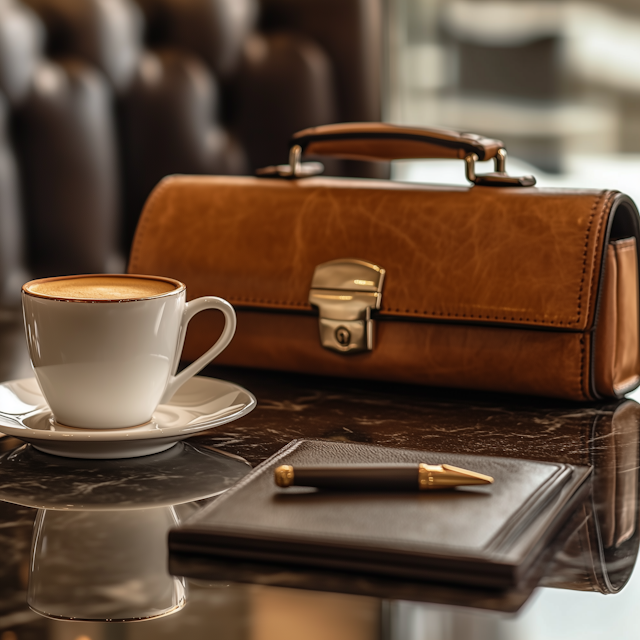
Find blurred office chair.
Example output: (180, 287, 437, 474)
(0, 0, 383, 298)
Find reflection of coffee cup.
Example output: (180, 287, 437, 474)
(28, 507, 185, 621)
(22, 274, 236, 428)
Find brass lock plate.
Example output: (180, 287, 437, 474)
(308, 259, 385, 354)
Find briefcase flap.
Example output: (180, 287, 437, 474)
(129, 174, 634, 333)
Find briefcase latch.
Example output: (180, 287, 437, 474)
(309, 259, 385, 354)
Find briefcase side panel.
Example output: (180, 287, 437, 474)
(594, 238, 640, 397)
(183, 310, 588, 400)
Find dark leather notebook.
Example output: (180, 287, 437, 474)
(169, 440, 592, 589)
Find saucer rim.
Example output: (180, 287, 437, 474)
(0, 375, 257, 442)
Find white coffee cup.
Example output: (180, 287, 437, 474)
(22, 273, 236, 429)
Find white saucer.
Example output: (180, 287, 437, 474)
(0, 376, 257, 459)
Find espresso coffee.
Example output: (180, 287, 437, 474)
(24, 276, 178, 301)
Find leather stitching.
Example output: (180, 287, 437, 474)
(378, 310, 564, 323)
(579, 332, 586, 399)
(579, 191, 612, 400)
(578, 190, 609, 325)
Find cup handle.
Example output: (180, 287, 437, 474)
(160, 296, 237, 404)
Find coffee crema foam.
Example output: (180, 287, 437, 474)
(24, 276, 178, 300)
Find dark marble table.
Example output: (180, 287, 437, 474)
(0, 309, 639, 639)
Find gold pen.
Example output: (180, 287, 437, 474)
(274, 463, 493, 491)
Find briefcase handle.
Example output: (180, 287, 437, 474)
(292, 122, 504, 162)
(257, 123, 536, 186)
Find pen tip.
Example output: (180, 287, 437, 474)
(418, 463, 493, 488)
(441, 464, 494, 485)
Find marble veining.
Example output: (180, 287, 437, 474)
(190, 366, 625, 468)
(0, 501, 36, 617)
(0, 441, 251, 510)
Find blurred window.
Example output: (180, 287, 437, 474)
(387, 0, 640, 195)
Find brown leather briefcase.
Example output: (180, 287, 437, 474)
(128, 123, 640, 401)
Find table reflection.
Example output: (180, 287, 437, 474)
(29, 507, 186, 621)
(0, 441, 251, 622)
(537, 399, 640, 597)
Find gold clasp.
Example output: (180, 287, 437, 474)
(309, 259, 385, 354)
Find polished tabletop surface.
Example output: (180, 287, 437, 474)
(0, 309, 639, 639)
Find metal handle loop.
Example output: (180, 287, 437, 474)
(464, 149, 536, 187)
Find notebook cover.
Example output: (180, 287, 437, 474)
(169, 440, 592, 589)
(169, 506, 586, 613)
